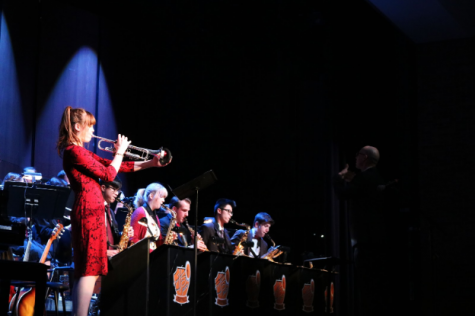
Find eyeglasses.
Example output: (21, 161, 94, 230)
(221, 208, 233, 215)
(356, 152, 366, 157)
(107, 186, 121, 193)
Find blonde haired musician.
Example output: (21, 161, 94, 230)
(130, 183, 168, 251)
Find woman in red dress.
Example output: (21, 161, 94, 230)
(56, 106, 170, 316)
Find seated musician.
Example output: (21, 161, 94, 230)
(2, 172, 23, 186)
(130, 183, 167, 252)
(100, 178, 134, 257)
(199, 198, 236, 254)
(9, 217, 52, 265)
(159, 196, 208, 251)
(21, 166, 41, 183)
(56, 170, 70, 186)
(231, 212, 274, 258)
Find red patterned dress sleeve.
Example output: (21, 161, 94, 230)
(89, 152, 135, 174)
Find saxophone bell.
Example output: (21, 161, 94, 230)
(162, 205, 178, 246)
(231, 219, 251, 257)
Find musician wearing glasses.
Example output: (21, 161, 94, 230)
(56, 106, 171, 316)
(130, 183, 169, 252)
(199, 198, 236, 254)
(231, 212, 274, 258)
(159, 196, 208, 251)
(100, 178, 134, 257)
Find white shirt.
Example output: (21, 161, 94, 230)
(250, 238, 260, 258)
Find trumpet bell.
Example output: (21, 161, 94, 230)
(125, 146, 172, 164)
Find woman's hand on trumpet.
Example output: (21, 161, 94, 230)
(114, 134, 131, 156)
(110, 134, 131, 172)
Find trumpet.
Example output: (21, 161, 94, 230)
(92, 135, 172, 163)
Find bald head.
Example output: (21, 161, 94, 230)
(361, 146, 380, 164)
(355, 146, 380, 171)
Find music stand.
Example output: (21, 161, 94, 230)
(304, 256, 348, 314)
(172, 170, 217, 316)
(303, 256, 349, 271)
(1, 182, 71, 220)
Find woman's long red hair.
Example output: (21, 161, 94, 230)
(56, 106, 96, 157)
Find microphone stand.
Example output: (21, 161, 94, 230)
(193, 187, 198, 316)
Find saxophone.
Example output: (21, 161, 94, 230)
(230, 219, 251, 256)
(163, 205, 178, 246)
(261, 234, 283, 261)
(117, 198, 135, 252)
(184, 220, 209, 251)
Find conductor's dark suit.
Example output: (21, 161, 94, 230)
(334, 167, 386, 246)
(334, 167, 388, 316)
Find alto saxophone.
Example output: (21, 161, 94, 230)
(261, 234, 283, 261)
(184, 220, 209, 251)
(163, 205, 178, 246)
(230, 219, 251, 256)
(116, 197, 135, 252)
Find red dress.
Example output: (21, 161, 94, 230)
(63, 145, 134, 278)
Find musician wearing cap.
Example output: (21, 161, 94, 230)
(159, 196, 208, 251)
(130, 183, 168, 252)
(56, 106, 171, 316)
(199, 198, 236, 254)
(100, 177, 134, 257)
(231, 212, 274, 258)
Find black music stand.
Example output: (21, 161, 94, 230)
(304, 256, 349, 271)
(101, 238, 151, 316)
(1, 182, 70, 219)
(304, 256, 348, 314)
(172, 170, 217, 316)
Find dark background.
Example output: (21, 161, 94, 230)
(1, 0, 474, 315)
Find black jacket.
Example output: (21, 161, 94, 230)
(334, 167, 386, 245)
(199, 218, 234, 254)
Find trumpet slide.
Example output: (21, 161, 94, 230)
(92, 135, 172, 163)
